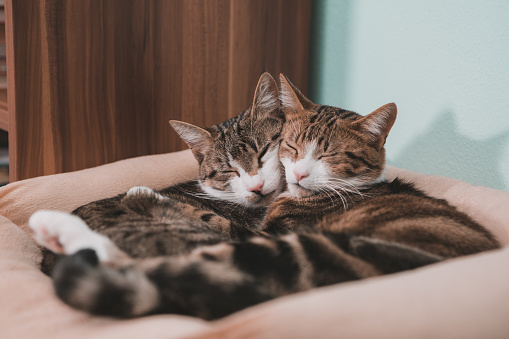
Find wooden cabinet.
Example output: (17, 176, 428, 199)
(0, 1, 5, 132)
(0, 1, 7, 185)
(1, 0, 311, 182)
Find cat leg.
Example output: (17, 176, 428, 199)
(126, 186, 166, 200)
(122, 186, 170, 216)
(52, 242, 274, 319)
(52, 249, 160, 317)
(28, 210, 129, 262)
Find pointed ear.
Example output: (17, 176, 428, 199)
(352, 103, 397, 150)
(251, 72, 282, 120)
(279, 73, 314, 113)
(169, 120, 212, 163)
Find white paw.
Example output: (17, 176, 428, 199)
(127, 186, 154, 196)
(126, 186, 165, 200)
(28, 210, 111, 261)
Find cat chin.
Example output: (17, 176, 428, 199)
(287, 183, 314, 198)
(245, 188, 283, 207)
(201, 182, 281, 207)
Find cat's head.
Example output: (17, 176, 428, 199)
(278, 74, 397, 198)
(170, 72, 284, 206)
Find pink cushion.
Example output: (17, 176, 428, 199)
(1, 151, 508, 338)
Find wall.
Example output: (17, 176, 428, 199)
(309, 0, 509, 190)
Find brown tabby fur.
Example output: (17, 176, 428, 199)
(49, 74, 499, 321)
(74, 181, 267, 257)
(264, 75, 497, 258)
(40, 72, 283, 273)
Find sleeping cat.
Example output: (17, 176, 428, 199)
(29, 73, 499, 320)
(35, 72, 284, 273)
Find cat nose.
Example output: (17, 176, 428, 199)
(294, 169, 309, 182)
(247, 177, 265, 193)
(247, 180, 264, 193)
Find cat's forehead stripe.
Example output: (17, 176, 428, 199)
(311, 105, 361, 122)
(248, 139, 258, 152)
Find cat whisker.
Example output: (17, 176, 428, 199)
(315, 179, 370, 208)
(317, 180, 359, 195)
(316, 186, 336, 207)
(321, 183, 348, 210)
(321, 179, 369, 199)
(176, 188, 230, 202)
(324, 177, 361, 190)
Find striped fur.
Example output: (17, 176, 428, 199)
(39, 73, 284, 273)
(44, 73, 499, 321)
(50, 223, 445, 320)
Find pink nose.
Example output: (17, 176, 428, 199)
(248, 181, 264, 193)
(294, 170, 309, 182)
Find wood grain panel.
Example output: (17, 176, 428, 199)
(229, 0, 312, 117)
(181, 0, 230, 153)
(150, 0, 184, 155)
(6, 0, 311, 181)
(0, 88, 7, 130)
(7, 0, 46, 181)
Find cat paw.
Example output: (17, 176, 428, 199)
(127, 186, 154, 196)
(126, 186, 165, 200)
(28, 210, 111, 261)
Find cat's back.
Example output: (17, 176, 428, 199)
(320, 179, 500, 257)
(73, 180, 267, 241)
(159, 181, 268, 234)
(264, 178, 499, 258)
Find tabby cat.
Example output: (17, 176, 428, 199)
(30, 73, 499, 321)
(34, 72, 284, 273)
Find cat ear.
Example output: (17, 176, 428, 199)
(169, 120, 212, 163)
(279, 73, 314, 113)
(251, 72, 282, 120)
(352, 103, 397, 150)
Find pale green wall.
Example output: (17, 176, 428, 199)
(309, 0, 509, 190)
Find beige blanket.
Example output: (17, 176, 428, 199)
(1, 150, 508, 338)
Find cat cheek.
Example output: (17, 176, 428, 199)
(280, 156, 292, 167)
(280, 158, 296, 183)
(222, 179, 248, 205)
(263, 152, 281, 173)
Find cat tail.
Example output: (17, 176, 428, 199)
(348, 236, 444, 273)
(52, 249, 160, 317)
(52, 248, 273, 319)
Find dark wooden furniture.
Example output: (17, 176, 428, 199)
(1, 0, 311, 182)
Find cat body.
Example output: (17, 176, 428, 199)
(29, 73, 500, 320)
(265, 76, 497, 259)
(38, 72, 284, 273)
(264, 178, 497, 259)
(73, 181, 267, 258)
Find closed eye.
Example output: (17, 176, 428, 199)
(318, 152, 338, 160)
(222, 170, 240, 177)
(287, 144, 298, 154)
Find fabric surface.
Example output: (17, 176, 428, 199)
(0, 151, 207, 339)
(0, 150, 198, 234)
(196, 247, 509, 339)
(0, 150, 508, 338)
(0, 216, 208, 339)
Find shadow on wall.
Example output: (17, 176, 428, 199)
(389, 110, 509, 190)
